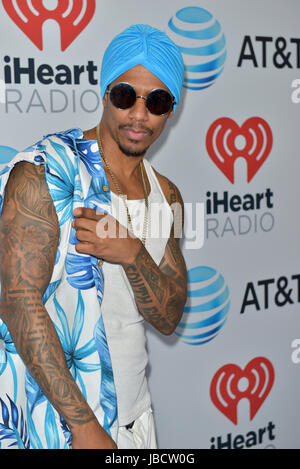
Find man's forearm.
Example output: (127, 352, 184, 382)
(123, 241, 187, 335)
(0, 288, 95, 430)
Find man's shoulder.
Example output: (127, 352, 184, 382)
(6, 128, 83, 174)
(43, 127, 83, 143)
(0, 127, 84, 190)
(39, 127, 84, 157)
(20, 128, 82, 152)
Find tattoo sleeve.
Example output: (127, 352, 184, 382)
(0, 162, 95, 430)
(124, 179, 187, 335)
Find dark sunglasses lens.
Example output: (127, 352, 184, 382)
(146, 90, 174, 115)
(110, 83, 136, 109)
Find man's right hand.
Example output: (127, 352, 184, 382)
(71, 418, 117, 449)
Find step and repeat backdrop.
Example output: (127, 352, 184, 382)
(1, 0, 300, 449)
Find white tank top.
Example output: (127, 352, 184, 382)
(101, 159, 173, 426)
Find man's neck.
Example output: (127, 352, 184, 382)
(84, 124, 144, 179)
(83, 124, 150, 199)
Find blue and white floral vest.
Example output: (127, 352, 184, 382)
(0, 128, 117, 449)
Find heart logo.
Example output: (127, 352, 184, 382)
(206, 117, 273, 183)
(210, 357, 275, 425)
(3, 0, 96, 51)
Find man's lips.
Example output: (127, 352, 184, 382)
(120, 125, 153, 141)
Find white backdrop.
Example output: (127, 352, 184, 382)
(1, 0, 300, 449)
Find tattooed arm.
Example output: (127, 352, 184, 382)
(123, 175, 187, 335)
(72, 173, 187, 335)
(0, 162, 116, 449)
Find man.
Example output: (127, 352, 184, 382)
(0, 24, 187, 449)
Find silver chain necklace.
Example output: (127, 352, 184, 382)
(96, 124, 149, 246)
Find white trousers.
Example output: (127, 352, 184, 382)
(117, 408, 157, 449)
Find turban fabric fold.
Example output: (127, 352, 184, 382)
(100, 24, 184, 112)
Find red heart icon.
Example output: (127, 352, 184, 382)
(206, 117, 273, 183)
(210, 357, 275, 425)
(3, 0, 96, 51)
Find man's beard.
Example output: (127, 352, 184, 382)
(118, 142, 149, 157)
(117, 123, 153, 157)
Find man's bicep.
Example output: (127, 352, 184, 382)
(154, 170, 184, 238)
(0, 161, 59, 298)
(154, 171, 187, 281)
(160, 235, 187, 280)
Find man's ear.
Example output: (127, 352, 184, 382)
(103, 91, 108, 107)
(168, 109, 174, 119)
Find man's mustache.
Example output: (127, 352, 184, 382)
(119, 123, 154, 136)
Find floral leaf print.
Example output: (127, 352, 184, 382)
(66, 253, 95, 290)
(0, 396, 30, 449)
(0, 321, 18, 401)
(94, 317, 117, 432)
(42, 280, 61, 305)
(42, 139, 83, 226)
(52, 292, 100, 398)
(59, 416, 71, 449)
(45, 401, 60, 449)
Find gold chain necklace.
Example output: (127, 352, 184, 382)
(96, 124, 149, 246)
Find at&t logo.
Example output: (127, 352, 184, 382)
(167, 6, 226, 90)
(175, 266, 230, 346)
(3, 0, 96, 51)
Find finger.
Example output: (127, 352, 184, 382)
(75, 229, 96, 243)
(73, 207, 103, 220)
(75, 241, 94, 255)
(72, 217, 99, 233)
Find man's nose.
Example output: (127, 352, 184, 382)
(128, 96, 149, 120)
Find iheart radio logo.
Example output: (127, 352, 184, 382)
(2, 0, 96, 51)
(210, 357, 275, 425)
(206, 117, 273, 184)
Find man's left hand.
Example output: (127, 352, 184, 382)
(72, 207, 141, 266)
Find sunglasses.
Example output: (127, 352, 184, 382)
(106, 82, 175, 116)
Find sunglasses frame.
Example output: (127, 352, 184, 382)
(106, 82, 176, 116)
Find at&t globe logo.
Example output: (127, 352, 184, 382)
(175, 266, 230, 345)
(167, 6, 226, 90)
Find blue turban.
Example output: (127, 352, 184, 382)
(100, 24, 184, 112)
